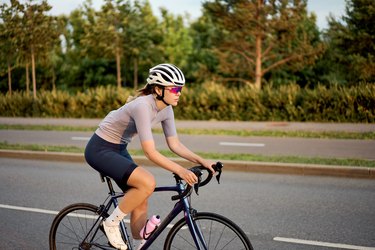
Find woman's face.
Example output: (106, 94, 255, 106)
(158, 86, 183, 106)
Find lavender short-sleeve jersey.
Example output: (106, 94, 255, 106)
(95, 94, 177, 144)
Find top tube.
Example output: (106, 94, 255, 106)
(100, 162, 223, 200)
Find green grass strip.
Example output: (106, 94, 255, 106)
(1, 124, 374, 140)
(1, 141, 374, 168)
(0, 124, 97, 132)
(156, 128, 375, 140)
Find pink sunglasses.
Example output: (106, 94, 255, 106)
(165, 86, 183, 94)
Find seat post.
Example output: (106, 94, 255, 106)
(105, 177, 116, 195)
(100, 174, 116, 195)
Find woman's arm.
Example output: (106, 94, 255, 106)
(166, 136, 216, 173)
(141, 139, 199, 186)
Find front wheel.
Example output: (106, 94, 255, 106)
(49, 203, 112, 250)
(164, 212, 253, 250)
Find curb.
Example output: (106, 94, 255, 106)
(1, 149, 374, 179)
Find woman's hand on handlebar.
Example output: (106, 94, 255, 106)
(176, 160, 218, 186)
(177, 168, 198, 186)
(199, 159, 217, 174)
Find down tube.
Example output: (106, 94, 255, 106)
(140, 201, 184, 250)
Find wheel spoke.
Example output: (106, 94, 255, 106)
(49, 203, 115, 250)
(164, 212, 253, 250)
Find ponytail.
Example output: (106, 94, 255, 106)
(126, 84, 157, 103)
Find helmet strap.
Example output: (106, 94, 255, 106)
(155, 88, 170, 106)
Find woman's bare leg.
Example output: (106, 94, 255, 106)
(118, 167, 155, 237)
(130, 199, 148, 239)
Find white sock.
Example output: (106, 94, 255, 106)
(106, 206, 127, 226)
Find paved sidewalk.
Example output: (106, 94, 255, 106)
(1, 117, 375, 132)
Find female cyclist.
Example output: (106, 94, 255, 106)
(85, 63, 215, 249)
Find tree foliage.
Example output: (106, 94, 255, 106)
(203, 0, 325, 89)
(0, 0, 58, 98)
(80, 0, 132, 88)
(322, 0, 375, 83)
(125, 1, 162, 89)
(0, 1, 20, 95)
(0, 0, 373, 94)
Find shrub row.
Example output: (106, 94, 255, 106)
(176, 83, 375, 122)
(0, 86, 130, 118)
(1, 83, 374, 122)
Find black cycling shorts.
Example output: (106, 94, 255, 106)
(85, 133, 138, 192)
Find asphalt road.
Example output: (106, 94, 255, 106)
(1, 129, 375, 160)
(1, 158, 374, 249)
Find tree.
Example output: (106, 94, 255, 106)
(158, 8, 193, 74)
(188, 11, 223, 83)
(81, 0, 131, 89)
(203, 0, 324, 89)
(264, 10, 324, 86)
(324, 0, 375, 83)
(125, 0, 162, 89)
(0, 2, 20, 95)
(17, 0, 59, 99)
(53, 10, 88, 90)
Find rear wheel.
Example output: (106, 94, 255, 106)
(164, 212, 253, 250)
(49, 203, 114, 250)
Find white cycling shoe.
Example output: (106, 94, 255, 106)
(103, 220, 128, 250)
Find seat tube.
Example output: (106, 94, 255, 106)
(119, 220, 131, 247)
(111, 197, 130, 247)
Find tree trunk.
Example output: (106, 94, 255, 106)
(26, 62, 30, 95)
(52, 67, 56, 94)
(254, 0, 263, 90)
(116, 47, 121, 88)
(255, 34, 262, 90)
(7, 63, 12, 95)
(133, 58, 138, 90)
(31, 49, 37, 100)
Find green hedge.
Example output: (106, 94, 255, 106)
(174, 82, 375, 122)
(1, 83, 374, 122)
(0, 86, 131, 118)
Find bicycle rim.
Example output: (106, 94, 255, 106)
(49, 203, 112, 250)
(164, 212, 253, 250)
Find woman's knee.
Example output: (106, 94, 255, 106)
(142, 172, 156, 195)
(128, 167, 156, 195)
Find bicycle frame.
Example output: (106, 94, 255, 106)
(50, 162, 254, 250)
(138, 182, 206, 250)
(100, 175, 207, 250)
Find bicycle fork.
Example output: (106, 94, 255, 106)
(183, 200, 208, 250)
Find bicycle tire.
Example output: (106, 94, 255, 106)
(164, 212, 253, 250)
(49, 203, 113, 250)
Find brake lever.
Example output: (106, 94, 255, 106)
(192, 169, 203, 195)
(214, 162, 223, 184)
(216, 169, 222, 184)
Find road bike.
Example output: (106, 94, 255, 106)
(49, 162, 253, 249)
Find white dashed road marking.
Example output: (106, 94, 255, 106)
(219, 142, 265, 147)
(274, 237, 375, 250)
(71, 136, 90, 141)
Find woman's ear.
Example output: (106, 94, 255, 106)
(155, 86, 163, 96)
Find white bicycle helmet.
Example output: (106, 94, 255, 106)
(147, 63, 185, 86)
